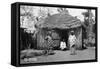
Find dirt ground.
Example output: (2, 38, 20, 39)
(20, 47, 95, 64)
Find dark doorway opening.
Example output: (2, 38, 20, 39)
(57, 29, 69, 47)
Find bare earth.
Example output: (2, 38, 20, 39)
(20, 47, 95, 64)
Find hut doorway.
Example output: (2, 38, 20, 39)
(57, 29, 69, 47)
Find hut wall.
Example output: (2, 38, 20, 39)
(36, 30, 47, 49)
(36, 30, 60, 50)
(75, 27, 82, 49)
(36, 27, 82, 50)
(51, 31, 60, 47)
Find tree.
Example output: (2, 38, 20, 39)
(57, 8, 69, 14)
(82, 9, 95, 46)
(20, 6, 37, 49)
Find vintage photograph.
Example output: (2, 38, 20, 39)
(20, 5, 96, 64)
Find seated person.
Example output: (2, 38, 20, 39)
(60, 39, 66, 50)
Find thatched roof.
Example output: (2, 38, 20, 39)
(39, 12, 82, 29)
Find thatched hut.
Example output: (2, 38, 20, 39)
(36, 11, 82, 50)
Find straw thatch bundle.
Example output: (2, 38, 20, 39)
(39, 12, 81, 29)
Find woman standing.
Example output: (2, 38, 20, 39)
(68, 31, 77, 55)
(44, 31, 54, 55)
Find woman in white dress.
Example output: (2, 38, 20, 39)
(68, 31, 77, 55)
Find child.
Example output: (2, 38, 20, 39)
(60, 39, 66, 51)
